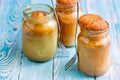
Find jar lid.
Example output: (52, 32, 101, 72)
(78, 14, 108, 31)
(57, 0, 79, 6)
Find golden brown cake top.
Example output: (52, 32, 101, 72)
(57, 0, 79, 5)
(78, 14, 108, 31)
(31, 11, 46, 18)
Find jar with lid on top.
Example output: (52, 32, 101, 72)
(77, 14, 111, 76)
(22, 4, 58, 62)
(56, 0, 82, 47)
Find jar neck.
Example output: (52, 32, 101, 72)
(56, 3, 77, 13)
(23, 4, 54, 24)
(80, 28, 109, 40)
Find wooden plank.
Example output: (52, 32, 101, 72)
(31, 0, 52, 5)
(1, 0, 120, 80)
(0, 0, 20, 80)
(97, 0, 120, 79)
(19, 55, 53, 80)
(53, 0, 94, 80)
(54, 48, 94, 80)
(84, 0, 120, 79)
(0, 0, 30, 80)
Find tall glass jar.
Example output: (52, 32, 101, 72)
(22, 4, 58, 62)
(56, 0, 82, 47)
(77, 14, 111, 76)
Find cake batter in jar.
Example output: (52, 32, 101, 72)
(77, 14, 111, 76)
(56, 0, 82, 47)
(22, 4, 58, 62)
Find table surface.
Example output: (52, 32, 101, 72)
(0, 0, 120, 80)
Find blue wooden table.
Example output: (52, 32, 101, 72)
(0, 0, 120, 80)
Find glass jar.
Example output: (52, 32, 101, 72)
(22, 4, 58, 62)
(77, 14, 111, 76)
(56, 1, 82, 47)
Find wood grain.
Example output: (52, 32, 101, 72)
(0, 0, 30, 80)
(54, 48, 94, 80)
(0, 0, 120, 80)
(19, 55, 53, 80)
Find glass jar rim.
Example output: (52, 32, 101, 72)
(80, 21, 109, 38)
(56, 3, 77, 10)
(80, 21, 109, 34)
(23, 4, 54, 21)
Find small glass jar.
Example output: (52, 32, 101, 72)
(22, 4, 58, 62)
(77, 14, 111, 76)
(56, 1, 82, 47)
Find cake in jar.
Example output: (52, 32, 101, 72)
(77, 14, 111, 76)
(22, 4, 58, 62)
(56, 0, 82, 47)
